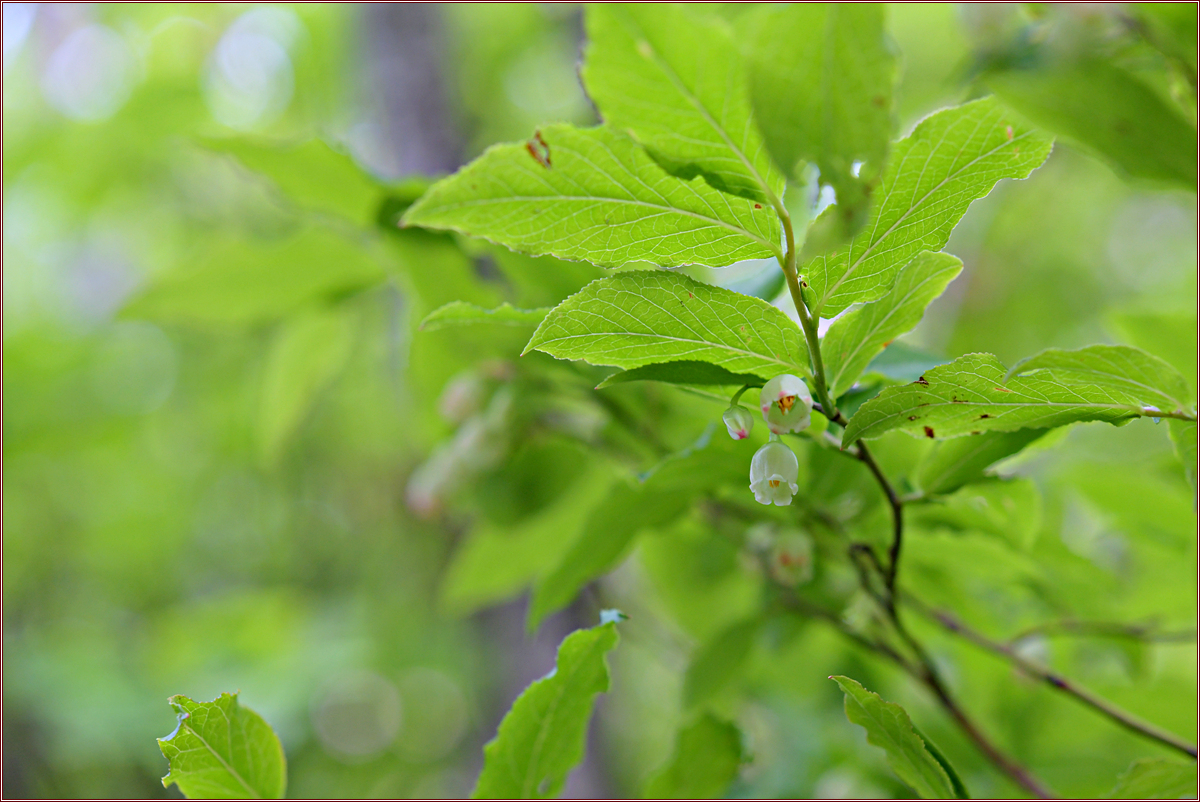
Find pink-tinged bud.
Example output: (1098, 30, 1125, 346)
(749, 439, 800, 506)
(759, 374, 813, 434)
(722, 405, 755, 440)
(769, 531, 814, 586)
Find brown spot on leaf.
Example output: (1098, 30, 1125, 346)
(979, 413, 990, 419)
(526, 131, 552, 168)
(754, 203, 762, 209)
(923, 426, 935, 438)
(971, 431, 981, 435)
(994, 387, 1012, 393)
(908, 415, 918, 421)
(915, 376, 929, 386)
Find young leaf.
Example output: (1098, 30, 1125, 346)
(742, 3, 895, 188)
(823, 251, 962, 397)
(524, 272, 809, 380)
(582, 4, 783, 204)
(803, 97, 1053, 318)
(596, 360, 763, 390)
(1168, 419, 1197, 492)
(257, 305, 356, 465)
(472, 618, 620, 799)
(642, 714, 746, 799)
(684, 617, 761, 709)
(1109, 757, 1198, 799)
(401, 124, 781, 268)
(915, 429, 1045, 496)
(830, 676, 961, 799)
(158, 692, 286, 800)
(986, 57, 1197, 191)
(420, 301, 550, 332)
(843, 352, 1154, 444)
(1006, 344, 1194, 414)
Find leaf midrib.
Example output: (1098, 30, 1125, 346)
(532, 330, 804, 374)
(815, 119, 1038, 315)
(853, 398, 1143, 440)
(183, 722, 261, 799)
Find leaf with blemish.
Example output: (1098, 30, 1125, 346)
(1006, 344, 1193, 413)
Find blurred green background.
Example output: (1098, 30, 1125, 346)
(3, 3, 1195, 799)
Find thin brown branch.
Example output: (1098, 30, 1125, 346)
(1009, 619, 1197, 645)
(907, 596, 1200, 760)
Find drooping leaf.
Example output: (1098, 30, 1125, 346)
(401, 124, 780, 268)
(528, 429, 747, 628)
(158, 692, 286, 800)
(915, 429, 1046, 496)
(1109, 757, 1198, 799)
(830, 676, 961, 800)
(803, 97, 1053, 318)
(596, 360, 763, 390)
(122, 228, 387, 328)
(473, 618, 620, 799)
(1169, 419, 1197, 492)
(257, 305, 356, 465)
(524, 272, 809, 380)
(823, 251, 962, 397)
(985, 57, 1197, 190)
(204, 137, 386, 225)
(843, 352, 1156, 444)
(1006, 344, 1194, 414)
(420, 301, 550, 331)
(684, 617, 761, 709)
(742, 3, 895, 218)
(582, 4, 783, 204)
(642, 714, 745, 799)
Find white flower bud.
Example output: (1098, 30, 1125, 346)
(749, 439, 800, 506)
(759, 374, 813, 435)
(722, 405, 755, 440)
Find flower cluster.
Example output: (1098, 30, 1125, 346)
(722, 373, 814, 506)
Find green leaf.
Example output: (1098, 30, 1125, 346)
(1109, 757, 1198, 799)
(1107, 309, 1197, 400)
(985, 57, 1197, 190)
(596, 360, 763, 390)
(525, 272, 809, 380)
(830, 676, 961, 800)
(472, 618, 620, 799)
(742, 3, 895, 188)
(684, 617, 761, 709)
(204, 137, 385, 225)
(843, 352, 1153, 444)
(122, 228, 386, 328)
(257, 305, 356, 465)
(642, 714, 745, 799)
(823, 251, 962, 397)
(1007, 344, 1194, 414)
(915, 429, 1046, 496)
(910, 478, 1042, 551)
(420, 301, 550, 332)
(158, 692, 286, 800)
(582, 4, 783, 204)
(862, 341, 949, 384)
(803, 97, 1053, 318)
(1169, 419, 1197, 492)
(401, 124, 780, 268)
(529, 429, 747, 628)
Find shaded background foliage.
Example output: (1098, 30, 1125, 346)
(2, 3, 1195, 799)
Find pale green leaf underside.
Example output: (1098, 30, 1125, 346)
(596, 360, 763, 389)
(832, 676, 960, 799)
(742, 3, 894, 184)
(401, 124, 780, 268)
(823, 251, 962, 397)
(1007, 344, 1194, 414)
(420, 301, 550, 331)
(1109, 757, 1198, 799)
(158, 692, 286, 800)
(844, 352, 1150, 443)
(525, 271, 809, 380)
(472, 621, 619, 799)
(804, 97, 1053, 318)
(642, 714, 745, 799)
(583, 3, 783, 204)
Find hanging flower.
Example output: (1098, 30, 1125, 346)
(749, 438, 800, 506)
(759, 374, 813, 435)
(721, 405, 755, 440)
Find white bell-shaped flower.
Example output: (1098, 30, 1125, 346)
(759, 374, 813, 434)
(721, 405, 755, 440)
(749, 438, 800, 506)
